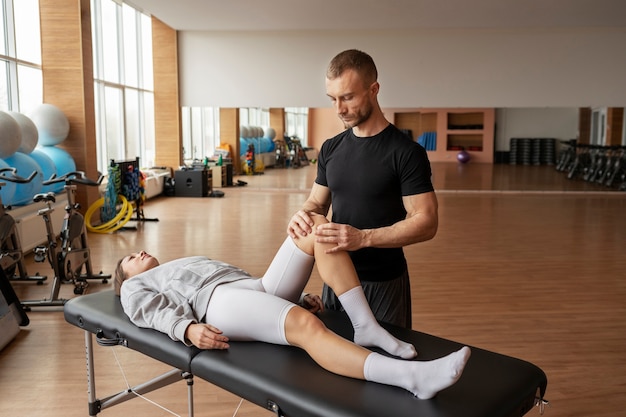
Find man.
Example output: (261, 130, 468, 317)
(288, 49, 438, 328)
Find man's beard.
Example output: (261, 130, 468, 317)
(341, 102, 373, 129)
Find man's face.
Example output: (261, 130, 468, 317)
(326, 69, 377, 129)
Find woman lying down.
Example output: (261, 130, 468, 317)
(115, 214, 470, 400)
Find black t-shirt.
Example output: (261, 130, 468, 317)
(316, 124, 434, 281)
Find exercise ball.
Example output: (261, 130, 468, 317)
(35, 146, 76, 193)
(29, 103, 70, 146)
(9, 112, 39, 154)
(239, 138, 249, 156)
(263, 127, 276, 140)
(0, 111, 22, 158)
(457, 149, 471, 164)
(0, 159, 17, 206)
(3, 152, 44, 206)
(259, 137, 271, 153)
(29, 149, 58, 193)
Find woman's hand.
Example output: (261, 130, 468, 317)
(185, 323, 230, 349)
(301, 294, 324, 313)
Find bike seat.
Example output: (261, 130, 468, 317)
(33, 192, 57, 204)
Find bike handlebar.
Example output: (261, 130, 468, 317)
(0, 168, 37, 184)
(43, 171, 104, 187)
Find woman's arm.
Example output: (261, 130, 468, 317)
(184, 323, 230, 349)
(122, 285, 198, 346)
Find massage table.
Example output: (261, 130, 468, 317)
(64, 290, 548, 417)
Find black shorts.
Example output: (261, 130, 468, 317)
(322, 269, 412, 328)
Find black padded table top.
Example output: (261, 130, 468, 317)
(64, 291, 547, 417)
(192, 312, 547, 417)
(64, 289, 199, 372)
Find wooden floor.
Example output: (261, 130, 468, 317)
(1, 162, 625, 417)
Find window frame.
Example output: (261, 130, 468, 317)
(91, 0, 155, 172)
(0, 0, 42, 113)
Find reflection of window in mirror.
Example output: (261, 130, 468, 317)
(285, 107, 309, 146)
(590, 108, 607, 146)
(181, 107, 220, 163)
(239, 107, 269, 127)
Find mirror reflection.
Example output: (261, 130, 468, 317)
(181, 106, 625, 193)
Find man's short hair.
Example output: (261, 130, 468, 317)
(326, 49, 378, 86)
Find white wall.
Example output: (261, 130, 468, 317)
(178, 28, 626, 108)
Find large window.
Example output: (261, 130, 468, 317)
(0, 0, 42, 113)
(91, 0, 154, 172)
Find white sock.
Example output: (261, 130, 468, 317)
(338, 287, 417, 359)
(363, 347, 471, 399)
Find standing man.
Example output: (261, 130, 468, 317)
(287, 49, 438, 328)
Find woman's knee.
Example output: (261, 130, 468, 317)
(284, 307, 328, 346)
(292, 213, 328, 255)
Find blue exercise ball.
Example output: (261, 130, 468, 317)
(240, 138, 250, 156)
(260, 137, 272, 153)
(35, 146, 76, 193)
(3, 152, 44, 206)
(0, 159, 17, 206)
(29, 149, 58, 193)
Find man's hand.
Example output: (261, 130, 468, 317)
(301, 294, 324, 313)
(185, 323, 230, 350)
(314, 222, 366, 253)
(287, 209, 315, 238)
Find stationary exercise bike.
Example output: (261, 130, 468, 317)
(22, 171, 111, 308)
(0, 168, 47, 285)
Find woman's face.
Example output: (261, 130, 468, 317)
(121, 250, 160, 279)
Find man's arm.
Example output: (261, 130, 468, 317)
(315, 191, 438, 253)
(287, 182, 331, 238)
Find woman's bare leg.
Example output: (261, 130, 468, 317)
(285, 306, 470, 399)
(292, 214, 416, 359)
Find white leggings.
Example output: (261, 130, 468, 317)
(204, 237, 314, 345)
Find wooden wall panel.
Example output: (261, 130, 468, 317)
(606, 108, 624, 146)
(269, 108, 285, 143)
(578, 107, 591, 144)
(152, 17, 182, 169)
(39, 0, 99, 208)
(219, 108, 240, 173)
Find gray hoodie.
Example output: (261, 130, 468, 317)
(120, 256, 252, 345)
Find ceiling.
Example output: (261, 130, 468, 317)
(127, 0, 626, 32)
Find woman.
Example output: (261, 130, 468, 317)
(115, 214, 470, 400)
